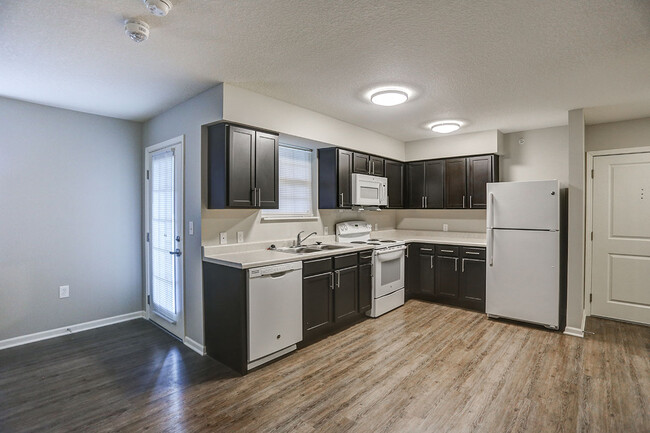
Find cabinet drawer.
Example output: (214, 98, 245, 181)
(303, 257, 332, 277)
(461, 246, 486, 259)
(435, 245, 459, 256)
(358, 250, 374, 265)
(334, 253, 358, 269)
(419, 245, 435, 255)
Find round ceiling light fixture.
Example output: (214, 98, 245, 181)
(431, 122, 462, 134)
(370, 89, 409, 106)
(124, 19, 150, 43)
(143, 0, 173, 16)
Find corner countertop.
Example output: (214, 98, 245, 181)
(202, 230, 486, 270)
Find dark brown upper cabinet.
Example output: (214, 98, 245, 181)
(444, 158, 467, 209)
(467, 155, 497, 209)
(445, 155, 498, 209)
(384, 159, 404, 208)
(407, 160, 444, 209)
(207, 123, 279, 209)
(352, 152, 384, 176)
(318, 148, 353, 208)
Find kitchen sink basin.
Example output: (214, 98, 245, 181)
(275, 244, 351, 254)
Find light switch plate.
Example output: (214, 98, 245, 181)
(443, 224, 449, 232)
(188, 221, 194, 235)
(237, 231, 244, 243)
(220, 232, 227, 244)
(59, 285, 70, 299)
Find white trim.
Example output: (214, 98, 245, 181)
(183, 336, 206, 355)
(0, 311, 145, 350)
(584, 145, 650, 320)
(563, 326, 584, 338)
(144, 136, 186, 341)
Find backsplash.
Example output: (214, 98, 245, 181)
(201, 208, 398, 246)
(396, 209, 487, 233)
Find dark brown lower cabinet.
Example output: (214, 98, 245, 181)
(334, 266, 358, 321)
(358, 263, 372, 313)
(407, 243, 486, 312)
(302, 272, 334, 340)
(418, 247, 435, 296)
(434, 255, 460, 300)
(460, 258, 486, 310)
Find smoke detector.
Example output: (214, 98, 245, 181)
(143, 0, 173, 16)
(124, 19, 150, 43)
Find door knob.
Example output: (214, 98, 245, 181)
(169, 249, 182, 256)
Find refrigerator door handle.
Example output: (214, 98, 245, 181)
(487, 192, 495, 229)
(488, 228, 494, 266)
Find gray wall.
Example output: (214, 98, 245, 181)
(586, 117, 650, 151)
(143, 85, 224, 346)
(0, 97, 143, 340)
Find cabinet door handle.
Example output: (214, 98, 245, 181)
(454, 257, 459, 272)
(405, 246, 409, 258)
(462, 195, 466, 209)
(441, 249, 454, 253)
(424, 196, 428, 208)
(336, 270, 340, 288)
(329, 273, 334, 291)
(466, 251, 480, 255)
(361, 255, 373, 259)
(469, 195, 472, 208)
(257, 188, 262, 207)
(339, 193, 344, 207)
(421, 248, 433, 252)
(251, 188, 257, 206)
(421, 196, 425, 208)
(430, 255, 433, 269)
(461, 258, 465, 272)
(370, 160, 374, 174)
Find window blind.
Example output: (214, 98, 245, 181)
(150, 150, 177, 322)
(263, 145, 313, 217)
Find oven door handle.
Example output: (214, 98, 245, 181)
(374, 246, 406, 262)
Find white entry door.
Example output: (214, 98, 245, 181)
(145, 137, 184, 338)
(591, 152, 650, 325)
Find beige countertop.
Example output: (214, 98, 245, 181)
(202, 230, 486, 269)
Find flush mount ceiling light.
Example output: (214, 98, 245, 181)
(370, 90, 409, 106)
(124, 19, 150, 43)
(431, 122, 461, 134)
(143, 0, 173, 16)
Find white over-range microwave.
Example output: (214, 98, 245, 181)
(351, 173, 388, 206)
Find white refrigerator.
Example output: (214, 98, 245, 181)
(486, 180, 565, 330)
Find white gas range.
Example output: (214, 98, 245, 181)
(336, 221, 406, 317)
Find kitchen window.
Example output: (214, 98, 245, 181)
(262, 144, 315, 219)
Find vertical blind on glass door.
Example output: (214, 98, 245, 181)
(150, 150, 177, 322)
(264, 145, 313, 216)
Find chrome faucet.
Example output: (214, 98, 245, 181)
(296, 231, 318, 247)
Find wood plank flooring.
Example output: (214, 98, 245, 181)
(1, 300, 648, 432)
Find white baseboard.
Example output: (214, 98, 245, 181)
(0, 311, 145, 351)
(563, 326, 584, 338)
(183, 336, 206, 355)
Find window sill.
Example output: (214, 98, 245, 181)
(261, 216, 319, 222)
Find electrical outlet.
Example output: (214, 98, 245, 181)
(59, 285, 70, 299)
(188, 221, 194, 235)
(324, 226, 329, 235)
(237, 231, 244, 243)
(219, 232, 227, 244)
(443, 224, 449, 232)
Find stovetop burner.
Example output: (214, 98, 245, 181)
(379, 240, 396, 243)
(350, 241, 367, 244)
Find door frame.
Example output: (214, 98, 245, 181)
(144, 135, 185, 339)
(584, 145, 650, 319)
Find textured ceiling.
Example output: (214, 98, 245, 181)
(2, 0, 650, 141)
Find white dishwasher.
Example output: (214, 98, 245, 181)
(247, 261, 303, 369)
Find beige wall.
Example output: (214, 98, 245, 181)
(396, 210, 487, 233)
(203, 209, 397, 246)
(500, 126, 569, 184)
(222, 84, 406, 160)
(405, 130, 503, 161)
(586, 117, 650, 151)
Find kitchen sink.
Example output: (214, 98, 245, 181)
(275, 244, 351, 254)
